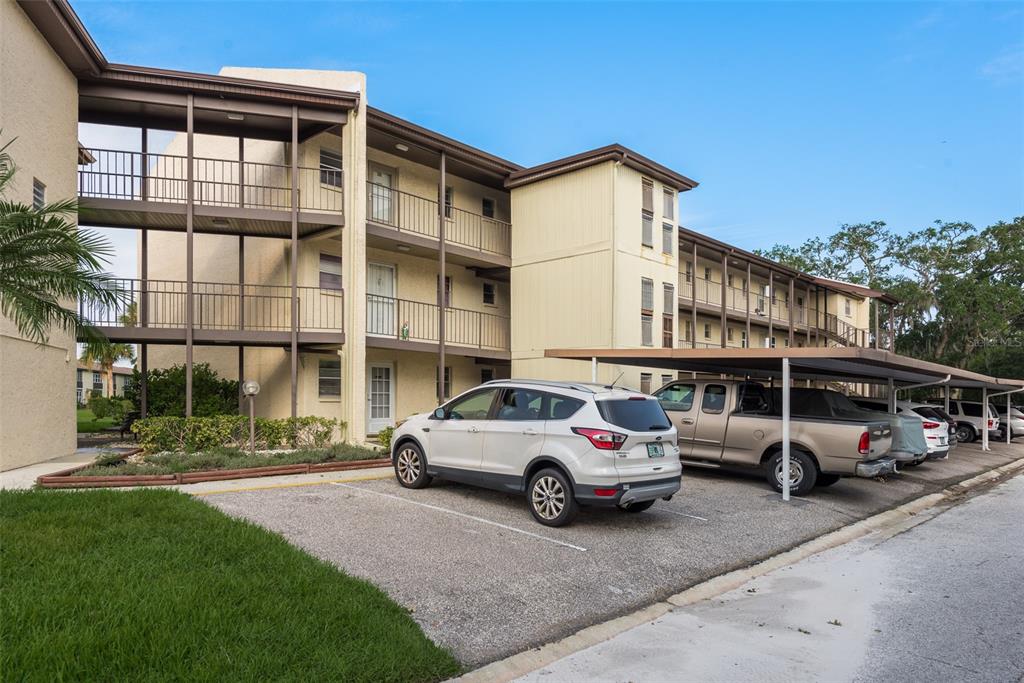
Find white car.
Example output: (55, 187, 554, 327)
(929, 400, 1001, 444)
(993, 404, 1024, 440)
(390, 379, 682, 526)
(851, 398, 951, 461)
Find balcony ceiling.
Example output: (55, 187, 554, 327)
(368, 128, 509, 191)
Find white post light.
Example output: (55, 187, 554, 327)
(242, 379, 261, 454)
(782, 357, 791, 502)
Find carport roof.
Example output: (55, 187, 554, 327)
(544, 347, 1024, 392)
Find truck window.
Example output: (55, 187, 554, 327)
(654, 383, 695, 412)
(962, 403, 983, 417)
(737, 383, 770, 413)
(701, 385, 727, 414)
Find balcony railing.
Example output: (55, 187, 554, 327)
(366, 182, 511, 257)
(366, 294, 510, 351)
(78, 148, 344, 214)
(680, 275, 817, 326)
(80, 278, 344, 333)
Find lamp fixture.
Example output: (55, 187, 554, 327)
(395, 143, 409, 152)
(395, 244, 411, 252)
(227, 113, 245, 121)
(211, 218, 230, 227)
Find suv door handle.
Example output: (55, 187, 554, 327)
(680, 417, 695, 425)
(522, 428, 538, 436)
(469, 426, 480, 433)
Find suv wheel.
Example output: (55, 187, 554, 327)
(394, 442, 432, 489)
(766, 450, 817, 496)
(954, 424, 975, 444)
(527, 468, 578, 527)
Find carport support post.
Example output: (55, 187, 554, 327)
(1009, 394, 1013, 445)
(781, 357, 791, 502)
(944, 384, 950, 414)
(888, 377, 895, 413)
(982, 387, 989, 452)
(591, 356, 597, 383)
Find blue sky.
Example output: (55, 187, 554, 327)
(74, 0, 1023, 253)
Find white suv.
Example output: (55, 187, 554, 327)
(390, 379, 682, 526)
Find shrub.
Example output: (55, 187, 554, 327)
(131, 416, 342, 453)
(87, 394, 112, 421)
(124, 363, 238, 417)
(377, 426, 394, 452)
(109, 399, 134, 423)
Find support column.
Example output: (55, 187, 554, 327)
(290, 106, 299, 419)
(944, 384, 950, 415)
(873, 298, 880, 349)
(888, 377, 896, 413)
(781, 357, 791, 502)
(982, 387, 989, 451)
(823, 287, 829, 348)
(438, 151, 447, 402)
(745, 262, 751, 348)
(238, 234, 245, 414)
(788, 278, 795, 348)
(1008, 394, 1013, 445)
(805, 284, 811, 346)
(185, 95, 194, 417)
(139, 124, 149, 418)
(888, 304, 895, 352)
(690, 242, 697, 348)
(767, 270, 774, 347)
(720, 253, 727, 348)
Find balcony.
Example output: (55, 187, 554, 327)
(77, 148, 344, 238)
(365, 294, 510, 360)
(366, 182, 511, 268)
(79, 278, 344, 348)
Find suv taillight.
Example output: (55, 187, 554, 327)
(571, 427, 627, 451)
(988, 419, 995, 429)
(858, 431, 871, 455)
(922, 421, 941, 429)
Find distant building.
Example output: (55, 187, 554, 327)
(76, 363, 133, 404)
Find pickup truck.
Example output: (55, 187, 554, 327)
(652, 380, 896, 495)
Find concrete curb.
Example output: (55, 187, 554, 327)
(453, 456, 1024, 683)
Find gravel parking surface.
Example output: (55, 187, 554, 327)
(203, 440, 1023, 666)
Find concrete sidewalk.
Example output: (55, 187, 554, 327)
(513, 472, 1024, 683)
(0, 449, 101, 489)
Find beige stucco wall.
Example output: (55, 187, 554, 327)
(0, 1, 79, 470)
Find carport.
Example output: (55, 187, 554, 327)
(545, 347, 1024, 500)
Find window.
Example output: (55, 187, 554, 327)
(480, 368, 494, 384)
(546, 394, 585, 420)
(663, 283, 674, 312)
(597, 398, 671, 431)
(319, 149, 343, 187)
(741, 330, 748, 348)
(319, 254, 342, 290)
(947, 403, 960, 415)
(704, 266, 711, 281)
(727, 327, 734, 342)
(642, 211, 654, 247)
(441, 185, 453, 218)
(662, 283, 674, 347)
(31, 178, 46, 210)
(663, 188, 675, 220)
(701, 385, 727, 414)
(642, 178, 654, 212)
(683, 319, 692, 342)
(655, 382, 696, 411)
(481, 197, 495, 218)
(445, 387, 497, 420)
(496, 388, 546, 420)
(641, 278, 654, 311)
(642, 314, 653, 346)
(436, 366, 452, 400)
(844, 298, 852, 316)
(92, 372, 103, 394)
(482, 282, 495, 306)
(437, 275, 452, 307)
(318, 359, 341, 398)
(662, 316, 673, 348)
(640, 373, 653, 394)
(962, 403, 983, 418)
(661, 374, 673, 388)
(704, 323, 711, 340)
(641, 278, 654, 346)
(685, 261, 693, 283)
(769, 336, 777, 348)
(662, 223, 673, 255)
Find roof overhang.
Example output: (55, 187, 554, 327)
(506, 144, 698, 192)
(544, 347, 1024, 392)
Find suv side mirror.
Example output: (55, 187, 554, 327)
(431, 407, 446, 420)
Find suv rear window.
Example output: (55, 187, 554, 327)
(597, 398, 671, 432)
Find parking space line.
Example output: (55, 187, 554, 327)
(658, 509, 708, 521)
(331, 483, 588, 552)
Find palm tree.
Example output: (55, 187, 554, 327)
(0, 135, 123, 344)
(80, 340, 136, 397)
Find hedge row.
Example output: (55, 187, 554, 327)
(132, 416, 340, 453)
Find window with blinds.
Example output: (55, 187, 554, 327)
(663, 188, 674, 220)
(640, 373, 652, 395)
(642, 178, 654, 211)
(662, 223, 673, 255)
(641, 278, 654, 312)
(319, 254, 342, 290)
(318, 359, 341, 398)
(319, 149, 342, 188)
(642, 211, 654, 247)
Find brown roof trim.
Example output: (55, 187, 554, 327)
(368, 107, 522, 175)
(505, 144, 699, 192)
(20, 2, 360, 110)
(811, 276, 898, 304)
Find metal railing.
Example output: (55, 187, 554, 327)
(78, 148, 343, 214)
(366, 294, 510, 351)
(366, 182, 511, 257)
(79, 278, 344, 333)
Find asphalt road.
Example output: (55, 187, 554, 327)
(201, 440, 1022, 667)
(517, 471, 1024, 682)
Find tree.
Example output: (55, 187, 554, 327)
(0, 136, 123, 344)
(124, 363, 239, 417)
(79, 340, 135, 397)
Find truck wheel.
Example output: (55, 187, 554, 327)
(954, 424, 975, 443)
(766, 450, 817, 496)
(815, 474, 841, 487)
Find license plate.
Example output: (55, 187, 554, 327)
(647, 443, 664, 458)
(939, 437, 946, 445)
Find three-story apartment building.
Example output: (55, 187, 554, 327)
(2, 0, 897, 468)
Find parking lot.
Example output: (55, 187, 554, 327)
(203, 440, 1024, 667)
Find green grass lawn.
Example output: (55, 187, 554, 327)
(77, 443, 386, 476)
(0, 489, 460, 682)
(76, 408, 115, 433)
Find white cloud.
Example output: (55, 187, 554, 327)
(980, 47, 1024, 85)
